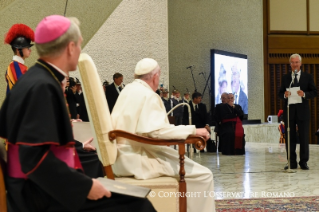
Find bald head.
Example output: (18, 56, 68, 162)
(228, 93, 234, 105)
(221, 92, 228, 103)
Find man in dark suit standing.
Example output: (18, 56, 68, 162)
(231, 65, 248, 114)
(279, 53, 317, 170)
(185, 92, 215, 152)
(105, 72, 124, 113)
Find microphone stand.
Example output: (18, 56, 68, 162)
(200, 72, 212, 98)
(188, 66, 198, 92)
(285, 72, 296, 173)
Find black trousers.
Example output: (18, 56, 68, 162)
(286, 118, 309, 165)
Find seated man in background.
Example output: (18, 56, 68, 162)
(213, 92, 229, 152)
(215, 93, 245, 155)
(111, 58, 215, 212)
(0, 15, 155, 212)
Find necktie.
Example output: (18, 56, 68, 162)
(294, 74, 299, 86)
(118, 86, 122, 92)
(195, 104, 198, 111)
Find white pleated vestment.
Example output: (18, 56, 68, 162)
(111, 79, 215, 212)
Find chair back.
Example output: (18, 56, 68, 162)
(0, 140, 7, 212)
(77, 53, 117, 167)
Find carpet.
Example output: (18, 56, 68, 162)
(216, 196, 319, 212)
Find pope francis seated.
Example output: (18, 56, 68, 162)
(111, 58, 215, 212)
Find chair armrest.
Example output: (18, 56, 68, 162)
(108, 130, 206, 212)
(109, 130, 205, 150)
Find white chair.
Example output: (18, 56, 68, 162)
(77, 53, 205, 212)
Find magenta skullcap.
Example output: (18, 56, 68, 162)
(35, 15, 71, 44)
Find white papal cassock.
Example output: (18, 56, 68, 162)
(111, 79, 215, 212)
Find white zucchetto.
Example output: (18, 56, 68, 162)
(135, 58, 158, 75)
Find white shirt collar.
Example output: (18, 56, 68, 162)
(12, 55, 24, 64)
(192, 101, 197, 109)
(46, 62, 68, 77)
(294, 70, 301, 76)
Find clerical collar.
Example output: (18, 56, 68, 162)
(12, 55, 24, 64)
(37, 60, 66, 83)
(46, 62, 68, 77)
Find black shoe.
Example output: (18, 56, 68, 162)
(284, 164, 297, 170)
(299, 163, 309, 170)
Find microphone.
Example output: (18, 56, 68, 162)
(186, 65, 193, 69)
(289, 70, 297, 88)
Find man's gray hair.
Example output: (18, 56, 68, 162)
(134, 65, 160, 80)
(289, 53, 302, 63)
(35, 17, 81, 57)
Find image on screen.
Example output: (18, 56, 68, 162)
(211, 49, 248, 114)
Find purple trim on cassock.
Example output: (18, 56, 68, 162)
(7, 144, 83, 179)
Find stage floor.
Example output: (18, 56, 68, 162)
(192, 142, 319, 200)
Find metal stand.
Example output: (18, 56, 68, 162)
(201, 72, 212, 99)
(285, 77, 296, 173)
(187, 66, 198, 92)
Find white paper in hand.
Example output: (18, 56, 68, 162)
(286, 87, 302, 105)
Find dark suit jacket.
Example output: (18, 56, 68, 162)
(278, 71, 317, 121)
(182, 99, 190, 125)
(185, 101, 209, 128)
(75, 92, 89, 121)
(213, 103, 223, 133)
(162, 97, 172, 114)
(105, 83, 120, 113)
(65, 88, 78, 119)
(238, 88, 248, 114)
(172, 98, 183, 117)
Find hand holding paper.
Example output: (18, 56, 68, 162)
(286, 87, 302, 105)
